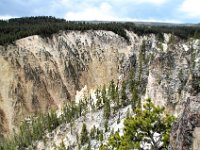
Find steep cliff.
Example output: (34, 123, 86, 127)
(0, 30, 199, 149)
(0, 30, 129, 136)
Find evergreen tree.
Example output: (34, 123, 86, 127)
(156, 32, 164, 42)
(108, 131, 121, 149)
(103, 98, 111, 120)
(80, 123, 89, 145)
(77, 101, 83, 117)
(131, 83, 140, 111)
(128, 69, 141, 111)
(107, 98, 175, 149)
(104, 120, 109, 132)
(109, 80, 120, 114)
(96, 128, 101, 141)
(90, 125, 96, 139)
(100, 84, 111, 120)
(101, 85, 107, 104)
(129, 69, 135, 92)
(108, 80, 116, 100)
(117, 112, 121, 124)
(95, 88, 102, 109)
(99, 131, 104, 143)
(120, 80, 128, 106)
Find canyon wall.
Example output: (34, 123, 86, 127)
(0, 30, 199, 149)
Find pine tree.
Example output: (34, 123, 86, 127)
(101, 85, 107, 104)
(109, 80, 120, 114)
(131, 83, 140, 111)
(104, 120, 109, 132)
(90, 125, 96, 139)
(80, 123, 89, 145)
(96, 128, 101, 141)
(77, 101, 83, 117)
(95, 88, 102, 109)
(107, 98, 175, 149)
(120, 80, 128, 106)
(108, 80, 116, 101)
(122, 98, 175, 149)
(47, 109, 60, 132)
(99, 131, 104, 143)
(103, 98, 110, 120)
(128, 67, 141, 111)
(117, 112, 121, 124)
(108, 131, 121, 149)
(129, 69, 135, 92)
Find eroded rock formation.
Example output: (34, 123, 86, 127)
(0, 30, 199, 149)
(171, 96, 200, 150)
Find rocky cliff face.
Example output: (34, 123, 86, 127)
(0, 30, 199, 149)
(0, 30, 129, 136)
(170, 96, 200, 150)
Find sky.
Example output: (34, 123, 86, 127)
(0, 0, 200, 23)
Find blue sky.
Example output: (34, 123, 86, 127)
(0, 0, 200, 23)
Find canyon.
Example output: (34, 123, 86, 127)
(0, 30, 199, 149)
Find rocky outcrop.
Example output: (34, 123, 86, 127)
(145, 37, 200, 114)
(0, 30, 199, 149)
(171, 96, 200, 150)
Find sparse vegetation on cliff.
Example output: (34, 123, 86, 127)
(0, 74, 175, 149)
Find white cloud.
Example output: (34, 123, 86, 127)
(64, 0, 168, 21)
(131, 0, 167, 5)
(0, 15, 17, 20)
(64, 0, 172, 21)
(179, 0, 200, 18)
(65, 2, 120, 21)
(64, 2, 180, 23)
